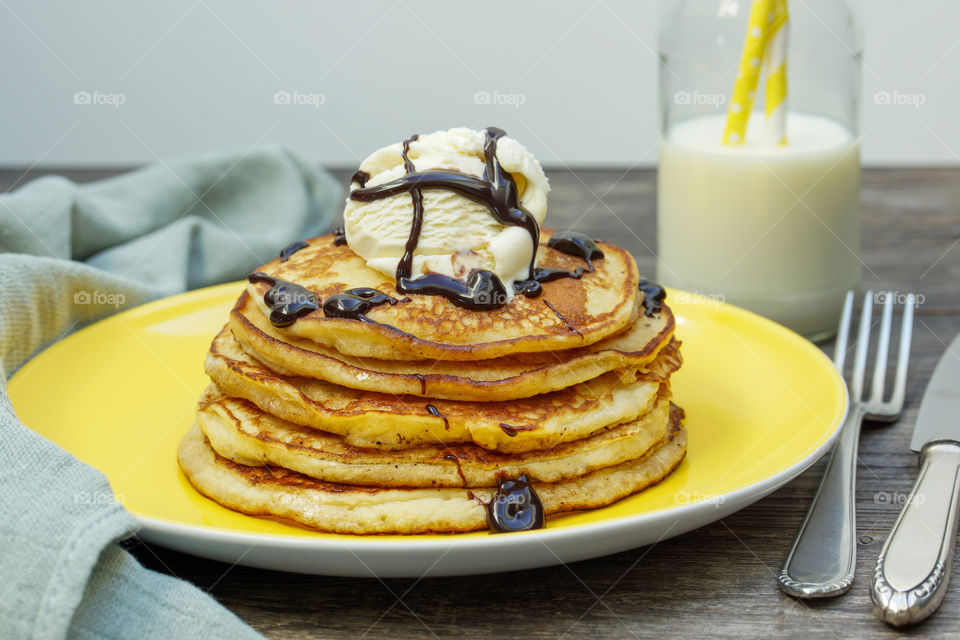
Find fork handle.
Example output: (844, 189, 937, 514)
(871, 441, 960, 626)
(779, 406, 865, 598)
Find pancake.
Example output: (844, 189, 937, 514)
(177, 409, 686, 534)
(229, 292, 674, 402)
(197, 385, 673, 487)
(180, 126, 689, 537)
(241, 230, 641, 361)
(206, 325, 681, 451)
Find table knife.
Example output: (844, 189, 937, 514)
(871, 332, 960, 626)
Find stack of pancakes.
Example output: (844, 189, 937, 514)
(178, 232, 686, 534)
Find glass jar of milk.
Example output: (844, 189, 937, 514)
(657, 0, 862, 341)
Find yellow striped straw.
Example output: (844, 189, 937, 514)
(763, 0, 789, 146)
(722, 0, 774, 145)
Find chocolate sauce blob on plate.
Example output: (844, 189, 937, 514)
(486, 473, 545, 533)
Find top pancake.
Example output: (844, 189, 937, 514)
(243, 230, 641, 361)
(229, 296, 674, 402)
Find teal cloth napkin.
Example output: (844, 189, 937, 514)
(0, 146, 341, 639)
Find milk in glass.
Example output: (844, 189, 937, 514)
(657, 111, 860, 339)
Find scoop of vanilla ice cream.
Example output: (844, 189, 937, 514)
(343, 128, 549, 298)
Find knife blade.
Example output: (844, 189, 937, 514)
(872, 331, 960, 626)
(911, 335, 960, 450)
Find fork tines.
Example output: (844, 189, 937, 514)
(834, 291, 915, 420)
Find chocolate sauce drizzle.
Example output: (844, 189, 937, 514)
(351, 170, 370, 188)
(514, 267, 581, 298)
(279, 240, 309, 262)
(401, 135, 418, 173)
(543, 300, 582, 336)
(426, 404, 448, 430)
(414, 374, 427, 395)
(532, 266, 585, 284)
(513, 233, 605, 296)
(638, 279, 666, 317)
(443, 453, 468, 486)
(486, 473, 544, 533)
(348, 128, 541, 310)
(546, 232, 604, 271)
(499, 423, 535, 437)
(248, 272, 320, 327)
(322, 287, 398, 323)
(263, 131, 612, 333)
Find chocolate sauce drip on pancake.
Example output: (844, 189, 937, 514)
(511, 232, 603, 293)
(426, 404, 449, 430)
(443, 453, 468, 486)
(332, 226, 347, 246)
(322, 287, 398, 323)
(486, 473, 544, 533)
(351, 170, 370, 188)
(279, 240, 309, 262)
(499, 423, 535, 437)
(543, 300, 582, 336)
(547, 231, 604, 271)
(533, 266, 585, 283)
(514, 265, 589, 298)
(414, 374, 427, 394)
(349, 128, 547, 310)
(395, 269, 509, 311)
(638, 280, 666, 317)
(514, 280, 542, 297)
(248, 272, 320, 327)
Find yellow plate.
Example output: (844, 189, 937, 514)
(8, 283, 847, 577)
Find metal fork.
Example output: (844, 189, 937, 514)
(779, 290, 915, 598)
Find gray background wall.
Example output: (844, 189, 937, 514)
(1, 0, 956, 167)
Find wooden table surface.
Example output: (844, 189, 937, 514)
(6, 167, 960, 638)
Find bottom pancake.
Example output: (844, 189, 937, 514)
(177, 407, 687, 534)
(196, 384, 673, 487)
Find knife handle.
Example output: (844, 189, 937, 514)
(871, 441, 960, 626)
(779, 407, 864, 598)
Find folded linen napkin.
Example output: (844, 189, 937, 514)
(0, 146, 341, 639)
